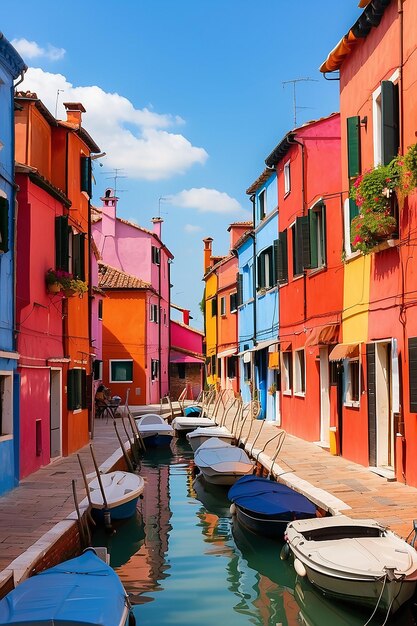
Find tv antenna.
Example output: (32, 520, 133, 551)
(104, 168, 127, 196)
(158, 196, 167, 217)
(55, 89, 64, 118)
(282, 77, 319, 127)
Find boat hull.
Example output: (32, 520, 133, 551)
(188, 432, 234, 453)
(199, 465, 254, 486)
(141, 433, 173, 447)
(92, 497, 140, 521)
(235, 505, 290, 540)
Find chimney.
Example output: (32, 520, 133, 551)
(203, 237, 213, 272)
(63, 102, 86, 126)
(183, 309, 190, 325)
(101, 188, 117, 238)
(151, 217, 163, 239)
(228, 222, 252, 249)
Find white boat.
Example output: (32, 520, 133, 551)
(194, 438, 254, 485)
(135, 413, 174, 446)
(285, 514, 417, 615)
(186, 425, 234, 452)
(89, 470, 145, 520)
(172, 415, 217, 434)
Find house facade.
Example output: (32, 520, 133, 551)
(237, 231, 255, 404)
(0, 35, 26, 495)
(92, 189, 173, 404)
(170, 306, 204, 400)
(320, 0, 417, 483)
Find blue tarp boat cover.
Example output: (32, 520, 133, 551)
(0, 549, 128, 626)
(228, 475, 316, 518)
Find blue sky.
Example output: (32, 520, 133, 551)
(3, 1, 363, 329)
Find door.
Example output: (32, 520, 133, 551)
(319, 347, 330, 445)
(376, 342, 393, 469)
(50, 368, 62, 459)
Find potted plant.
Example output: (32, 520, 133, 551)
(45, 268, 65, 294)
(45, 269, 88, 297)
(268, 382, 277, 396)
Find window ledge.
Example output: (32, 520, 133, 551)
(344, 400, 360, 408)
(292, 274, 304, 282)
(294, 392, 306, 398)
(308, 265, 327, 278)
(283, 390, 292, 396)
(344, 250, 361, 263)
(73, 409, 82, 415)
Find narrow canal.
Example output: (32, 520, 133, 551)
(93, 440, 417, 626)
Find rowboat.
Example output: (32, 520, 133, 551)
(172, 415, 217, 435)
(285, 514, 417, 615)
(186, 425, 234, 452)
(194, 438, 254, 485)
(0, 548, 135, 625)
(89, 470, 145, 521)
(135, 413, 174, 447)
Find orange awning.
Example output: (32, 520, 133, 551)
(329, 343, 360, 361)
(268, 351, 280, 369)
(305, 324, 339, 348)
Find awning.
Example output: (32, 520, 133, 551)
(170, 350, 204, 364)
(217, 348, 237, 359)
(280, 341, 292, 352)
(268, 351, 280, 369)
(249, 339, 278, 353)
(305, 323, 339, 348)
(329, 343, 360, 361)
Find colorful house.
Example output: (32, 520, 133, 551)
(245, 170, 279, 421)
(202, 238, 220, 387)
(236, 230, 255, 404)
(92, 189, 173, 404)
(265, 113, 342, 444)
(320, 0, 417, 483)
(0, 35, 26, 494)
(15, 94, 100, 459)
(170, 305, 204, 400)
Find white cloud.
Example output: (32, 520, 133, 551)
(12, 38, 65, 61)
(167, 188, 243, 214)
(184, 224, 203, 233)
(19, 67, 208, 180)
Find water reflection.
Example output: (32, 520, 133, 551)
(92, 440, 417, 625)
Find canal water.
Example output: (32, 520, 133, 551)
(93, 439, 417, 626)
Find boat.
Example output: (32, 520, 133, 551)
(171, 414, 217, 435)
(89, 470, 145, 521)
(194, 437, 254, 485)
(135, 413, 174, 447)
(228, 475, 317, 539)
(186, 425, 234, 452)
(285, 514, 417, 615)
(0, 548, 135, 625)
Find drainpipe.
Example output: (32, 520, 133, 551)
(288, 136, 307, 322)
(250, 194, 257, 398)
(398, 0, 404, 155)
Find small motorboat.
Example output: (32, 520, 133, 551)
(0, 548, 135, 625)
(184, 404, 203, 417)
(285, 514, 417, 615)
(228, 475, 317, 539)
(194, 438, 254, 485)
(89, 470, 145, 521)
(186, 425, 234, 452)
(172, 415, 217, 435)
(135, 413, 174, 447)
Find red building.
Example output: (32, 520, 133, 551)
(265, 114, 342, 445)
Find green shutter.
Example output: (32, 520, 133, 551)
(80, 156, 92, 197)
(257, 252, 266, 289)
(298, 215, 311, 270)
(347, 116, 361, 178)
(409, 338, 417, 413)
(321, 204, 327, 266)
(381, 81, 399, 166)
(294, 218, 306, 275)
(277, 230, 288, 284)
(55, 216, 69, 271)
(73, 233, 86, 280)
(349, 198, 359, 223)
(273, 239, 279, 285)
(309, 209, 318, 269)
(237, 273, 243, 305)
(0, 197, 9, 253)
(67, 369, 82, 411)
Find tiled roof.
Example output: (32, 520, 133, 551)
(246, 168, 275, 195)
(98, 262, 152, 290)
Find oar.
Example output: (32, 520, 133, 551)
(72, 479, 90, 548)
(113, 419, 135, 473)
(89, 444, 108, 509)
(76, 453, 96, 527)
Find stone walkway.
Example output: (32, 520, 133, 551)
(1, 404, 417, 585)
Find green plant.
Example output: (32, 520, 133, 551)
(351, 212, 397, 254)
(396, 143, 417, 195)
(45, 268, 87, 296)
(268, 382, 277, 395)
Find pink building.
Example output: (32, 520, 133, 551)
(170, 305, 204, 400)
(92, 189, 173, 404)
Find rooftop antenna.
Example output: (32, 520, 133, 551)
(55, 89, 64, 118)
(158, 196, 167, 218)
(282, 77, 319, 127)
(104, 168, 127, 196)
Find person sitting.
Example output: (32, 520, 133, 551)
(95, 384, 110, 418)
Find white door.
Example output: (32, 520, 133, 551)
(376, 342, 393, 469)
(50, 368, 62, 459)
(319, 347, 330, 445)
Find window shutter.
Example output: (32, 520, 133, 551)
(237, 273, 243, 305)
(277, 230, 288, 284)
(273, 239, 279, 285)
(73, 233, 86, 280)
(0, 197, 9, 253)
(211, 298, 217, 317)
(309, 209, 318, 269)
(257, 253, 265, 289)
(80, 156, 92, 197)
(84, 372, 92, 410)
(347, 116, 361, 178)
(409, 338, 417, 413)
(294, 217, 306, 275)
(298, 215, 311, 270)
(230, 292, 237, 312)
(67, 369, 82, 411)
(55, 216, 69, 271)
(381, 81, 399, 166)
(349, 198, 359, 223)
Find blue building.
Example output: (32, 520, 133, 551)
(0, 33, 26, 494)
(236, 230, 254, 405)
(238, 169, 279, 420)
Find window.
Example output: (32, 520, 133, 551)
(98, 299, 103, 321)
(67, 368, 87, 410)
(177, 363, 186, 380)
(282, 352, 292, 393)
(211, 298, 217, 317)
(259, 189, 266, 220)
(80, 156, 92, 197)
(284, 160, 291, 195)
(347, 116, 361, 179)
(0, 196, 9, 254)
(151, 245, 160, 265)
(211, 355, 216, 375)
(151, 359, 159, 381)
(55, 215, 69, 271)
(294, 349, 306, 395)
(0, 373, 13, 436)
(220, 296, 226, 316)
(346, 359, 360, 405)
(243, 361, 251, 382)
(409, 338, 417, 412)
(373, 78, 399, 167)
(291, 222, 304, 277)
(93, 360, 103, 381)
(110, 360, 133, 383)
(227, 356, 237, 379)
(237, 274, 243, 306)
(150, 303, 159, 323)
(276, 231, 288, 284)
(257, 246, 274, 290)
(308, 202, 326, 269)
(230, 292, 237, 313)
(72, 232, 86, 280)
